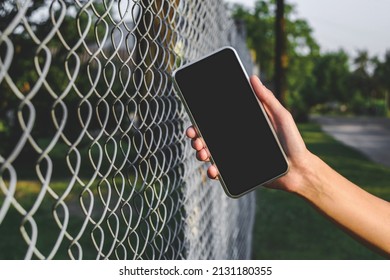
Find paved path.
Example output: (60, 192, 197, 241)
(311, 116, 390, 168)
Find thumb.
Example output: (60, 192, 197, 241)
(249, 75, 284, 117)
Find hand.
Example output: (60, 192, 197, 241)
(186, 75, 314, 194)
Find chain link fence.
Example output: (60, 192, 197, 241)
(0, 0, 256, 260)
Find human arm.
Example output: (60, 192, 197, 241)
(186, 75, 390, 256)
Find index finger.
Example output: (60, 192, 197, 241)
(250, 75, 284, 116)
(186, 126, 199, 139)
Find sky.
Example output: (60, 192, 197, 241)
(225, 0, 390, 59)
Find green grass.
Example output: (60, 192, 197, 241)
(252, 123, 390, 260)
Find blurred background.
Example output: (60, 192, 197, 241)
(227, 0, 390, 119)
(226, 0, 390, 259)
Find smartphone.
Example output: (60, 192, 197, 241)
(173, 46, 288, 198)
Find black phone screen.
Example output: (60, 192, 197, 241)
(173, 47, 288, 198)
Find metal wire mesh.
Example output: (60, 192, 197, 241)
(0, 0, 256, 260)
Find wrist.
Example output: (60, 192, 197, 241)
(291, 151, 326, 201)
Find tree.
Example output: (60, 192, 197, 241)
(274, 0, 286, 103)
(232, 1, 275, 82)
(373, 51, 390, 115)
(232, 0, 319, 120)
(309, 50, 351, 105)
(348, 50, 381, 115)
(351, 50, 373, 96)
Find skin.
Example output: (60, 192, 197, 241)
(186, 75, 390, 257)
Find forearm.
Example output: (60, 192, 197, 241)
(297, 152, 390, 256)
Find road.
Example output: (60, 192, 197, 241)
(311, 116, 390, 168)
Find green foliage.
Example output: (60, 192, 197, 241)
(232, 0, 320, 81)
(231, 0, 390, 119)
(310, 50, 350, 104)
(232, 0, 319, 120)
(375, 51, 390, 91)
(233, 1, 276, 81)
